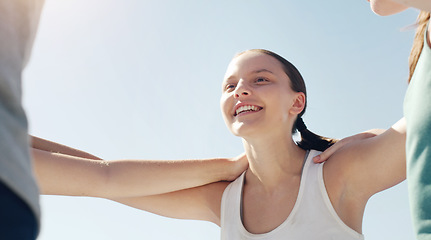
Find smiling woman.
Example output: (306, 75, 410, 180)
(222, 49, 337, 151)
(20, 0, 417, 239)
(33, 49, 407, 240)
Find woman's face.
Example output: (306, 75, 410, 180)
(368, 0, 408, 16)
(220, 51, 305, 138)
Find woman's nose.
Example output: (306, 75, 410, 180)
(234, 83, 250, 98)
(234, 91, 249, 98)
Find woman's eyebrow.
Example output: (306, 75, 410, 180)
(223, 69, 274, 83)
(252, 69, 274, 74)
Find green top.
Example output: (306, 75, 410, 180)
(404, 24, 431, 240)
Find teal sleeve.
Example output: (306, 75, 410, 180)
(404, 26, 431, 240)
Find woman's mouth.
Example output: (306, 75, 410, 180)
(234, 105, 263, 117)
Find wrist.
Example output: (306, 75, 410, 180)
(226, 154, 248, 181)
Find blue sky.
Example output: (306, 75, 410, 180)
(24, 0, 419, 239)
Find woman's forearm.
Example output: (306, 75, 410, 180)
(33, 149, 107, 196)
(31, 135, 102, 160)
(33, 148, 246, 198)
(102, 154, 246, 197)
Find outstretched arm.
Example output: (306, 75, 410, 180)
(313, 128, 385, 163)
(33, 141, 247, 198)
(327, 118, 406, 199)
(33, 146, 229, 224)
(112, 181, 229, 225)
(31, 135, 102, 160)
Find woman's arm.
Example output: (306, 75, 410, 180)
(33, 148, 246, 198)
(34, 146, 229, 224)
(313, 128, 385, 163)
(31, 135, 102, 160)
(112, 181, 229, 225)
(326, 118, 406, 200)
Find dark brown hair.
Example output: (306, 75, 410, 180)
(408, 11, 430, 83)
(237, 49, 338, 151)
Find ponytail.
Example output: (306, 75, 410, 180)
(408, 11, 430, 83)
(294, 117, 338, 152)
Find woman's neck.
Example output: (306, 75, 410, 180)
(242, 134, 306, 192)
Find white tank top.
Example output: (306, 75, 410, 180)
(220, 150, 364, 240)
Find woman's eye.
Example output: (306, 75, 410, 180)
(225, 84, 235, 91)
(256, 78, 268, 83)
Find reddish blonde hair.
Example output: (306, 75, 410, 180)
(408, 11, 430, 83)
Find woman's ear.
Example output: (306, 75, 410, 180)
(289, 92, 305, 115)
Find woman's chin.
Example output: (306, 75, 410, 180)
(370, 0, 409, 16)
(230, 122, 261, 138)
